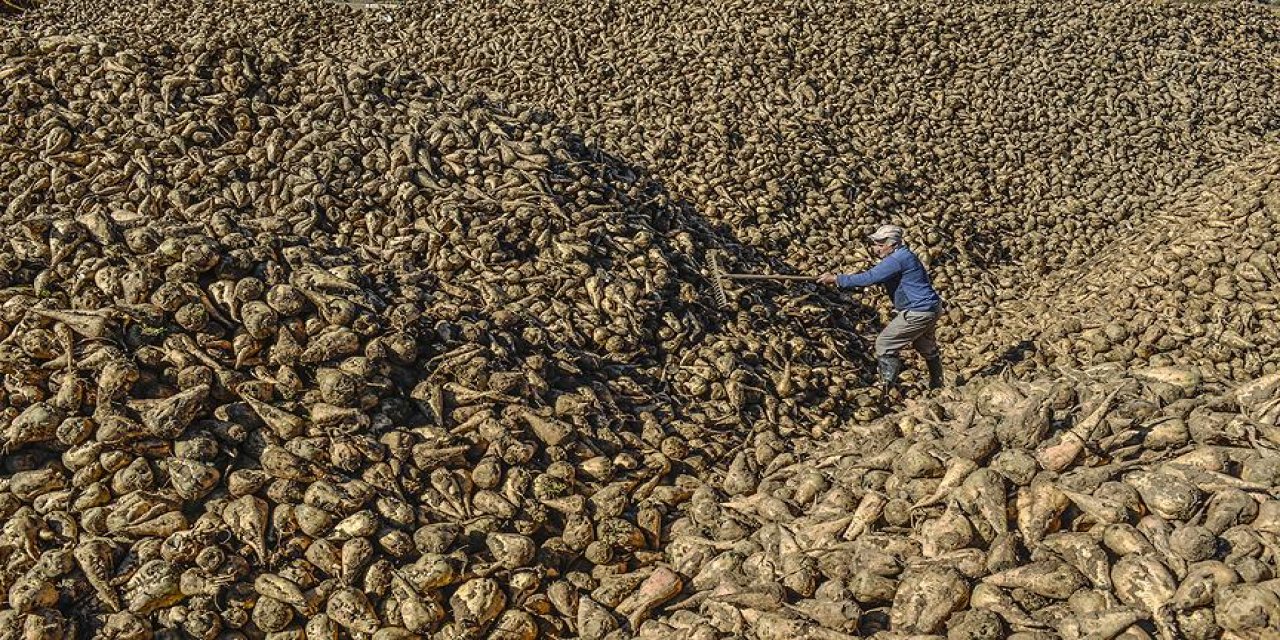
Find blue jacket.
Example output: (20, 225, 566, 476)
(836, 245, 943, 312)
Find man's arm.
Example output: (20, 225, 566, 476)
(835, 255, 902, 288)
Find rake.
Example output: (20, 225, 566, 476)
(708, 250, 815, 308)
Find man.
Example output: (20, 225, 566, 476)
(817, 224, 945, 395)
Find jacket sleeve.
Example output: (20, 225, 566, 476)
(836, 255, 903, 288)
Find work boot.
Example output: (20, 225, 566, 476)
(877, 355, 903, 387)
(925, 355, 944, 390)
(877, 355, 903, 404)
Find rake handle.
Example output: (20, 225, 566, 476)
(719, 274, 814, 281)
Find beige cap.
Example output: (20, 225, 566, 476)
(868, 224, 904, 243)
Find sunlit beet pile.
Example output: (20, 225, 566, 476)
(2, 0, 1280, 638)
(20, 0, 1280, 340)
(0, 32, 888, 639)
(964, 145, 1280, 384)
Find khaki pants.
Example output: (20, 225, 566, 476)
(875, 309, 940, 359)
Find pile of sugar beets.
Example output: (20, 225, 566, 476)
(963, 143, 1280, 385)
(2, 1, 1280, 640)
(0, 30, 896, 640)
(641, 365, 1280, 640)
(16, 0, 1280, 355)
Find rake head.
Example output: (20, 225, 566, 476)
(708, 250, 729, 308)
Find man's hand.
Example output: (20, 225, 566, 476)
(816, 273, 838, 286)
